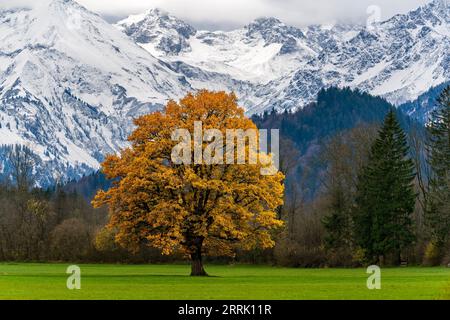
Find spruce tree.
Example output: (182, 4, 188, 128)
(425, 86, 450, 251)
(323, 185, 353, 250)
(354, 110, 416, 265)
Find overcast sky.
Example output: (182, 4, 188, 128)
(1, 0, 434, 30)
(79, 0, 433, 29)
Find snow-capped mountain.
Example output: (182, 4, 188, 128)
(0, 0, 194, 185)
(0, 0, 448, 185)
(304, 0, 450, 106)
(116, 8, 197, 56)
(118, 0, 449, 113)
(117, 11, 324, 84)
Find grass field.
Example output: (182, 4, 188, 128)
(0, 263, 449, 300)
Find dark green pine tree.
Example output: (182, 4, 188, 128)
(323, 185, 353, 250)
(354, 110, 416, 265)
(425, 86, 450, 251)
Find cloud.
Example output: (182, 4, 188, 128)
(0, 0, 38, 9)
(77, 0, 432, 29)
(1, 0, 433, 30)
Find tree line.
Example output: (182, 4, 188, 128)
(0, 146, 184, 263)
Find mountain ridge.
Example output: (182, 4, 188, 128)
(0, 0, 194, 185)
(0, 0, 448, 186)
(117, 0, 449, 112)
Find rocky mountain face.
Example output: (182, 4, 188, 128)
(116, 8, 197, 55)
(0, 0, 448, 186)
(118, 0, 449, 113)
(0, 0, 194, 185)
(399, 81, 450, 123)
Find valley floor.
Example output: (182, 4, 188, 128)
(0, 263, 449, 300)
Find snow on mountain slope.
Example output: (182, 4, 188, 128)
(117, 0, 449, 112)
(0, 0, 193, 185)
(257, 0, 449, 110)
(117, 12, 325, 83)
(116, 8, 196, 56)
(0, 0, 448, 186)
(335, 0, 449, 105)
(399, 81, 450, 123)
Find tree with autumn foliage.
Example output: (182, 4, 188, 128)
(93, 90, 284, 276)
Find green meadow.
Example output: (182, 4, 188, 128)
(0, 263, 449, 300)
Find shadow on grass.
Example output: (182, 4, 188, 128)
(76, 274, 223, 279)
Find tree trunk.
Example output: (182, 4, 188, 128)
(379, 255, 384, 266)
(394, 250, 402, 266)
(190, 238, 208, 276)
(191, 257, 207, 276)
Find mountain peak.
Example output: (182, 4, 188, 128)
(146, 7, 168, 16)
(244, 16, 304, 53)
(120, 7, 169, 24)
(248, 17, 283, 28)
(1, 0, 448, 187)
(5, 0, 81, 12)
(0, 0, 192, 186)
(36, 0, 83, 11)
(118, 7, 194, 31)
(116, 8, 196, 55)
